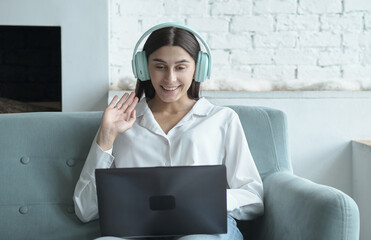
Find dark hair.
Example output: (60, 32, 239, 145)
(135, 27, 201, 101)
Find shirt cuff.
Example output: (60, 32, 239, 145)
(96, 143, 113, 156)
(104, 148, 113, 155)
(226, 189, 240, 211)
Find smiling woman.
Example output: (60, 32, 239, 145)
(135, 25, 203, 101)
(148, 46, 196, 106)
(74, 23, 263, 240)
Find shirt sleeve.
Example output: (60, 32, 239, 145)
(224, 112, 264, 220)
(73, 132, 115, 223)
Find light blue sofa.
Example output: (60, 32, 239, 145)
(0, 106, 359, 240)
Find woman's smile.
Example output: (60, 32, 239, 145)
(161, 85, 181, 92)
(148, 45, 196, 105)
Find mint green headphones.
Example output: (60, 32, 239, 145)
(131, 22, 212, 83)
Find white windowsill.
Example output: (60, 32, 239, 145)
(109, 90, 371, 103)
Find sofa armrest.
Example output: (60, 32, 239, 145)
(256, 172, 359, 240)
(238, 172, 359, 240)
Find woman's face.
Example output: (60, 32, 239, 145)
(148, 45, 196, 105)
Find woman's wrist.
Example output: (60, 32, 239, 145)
(96, 128, 116, 151)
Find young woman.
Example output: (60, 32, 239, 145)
(73, 23, 264, 240)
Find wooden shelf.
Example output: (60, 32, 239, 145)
(354, 140, 371, 146)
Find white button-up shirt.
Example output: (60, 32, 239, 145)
(73, 98, 264, 223)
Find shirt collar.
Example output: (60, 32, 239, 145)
(135, 97, 213, 118)
(189, 97, 213, 116)
(135, 97, 149, 118)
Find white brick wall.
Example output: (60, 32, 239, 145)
(299, 0, 342, 14)
(109, 0, 371, 91)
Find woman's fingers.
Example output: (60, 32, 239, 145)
(124, 96, 139, 114)
(127, 110, 137, 126)
(114, 92, 136, 110)
(108, 95, 119, 108)
(121, 92, 136, 111)
(115, 92, 129, 109)
(117, 92, 137, 111)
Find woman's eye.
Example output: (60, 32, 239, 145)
(155, 65, 166, 70)
(177, 65, 186, 70)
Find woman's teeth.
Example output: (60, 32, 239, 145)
(162, 86, 178, 91)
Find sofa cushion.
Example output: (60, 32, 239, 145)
(0, 112, 102, 240)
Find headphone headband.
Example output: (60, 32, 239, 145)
(132, 22, 212, 81)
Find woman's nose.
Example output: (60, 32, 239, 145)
(165, 68, 176, 82)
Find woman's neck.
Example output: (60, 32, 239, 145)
(147, 95, 197, 134)
(147, 95, 196, 114)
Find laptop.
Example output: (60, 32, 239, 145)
(95, 165, 227, 238)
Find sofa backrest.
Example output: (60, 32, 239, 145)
(0, 106, 291, 239)
(228, 106, 293, 178)
(0, 112, 103, 240)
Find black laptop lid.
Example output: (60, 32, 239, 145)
(95, 165, 227, 238)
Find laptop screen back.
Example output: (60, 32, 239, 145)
(95, 165, 227, 238)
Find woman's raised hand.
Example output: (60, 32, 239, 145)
(97, 92, 139, 151)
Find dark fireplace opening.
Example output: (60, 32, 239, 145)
(0, 25, 61, 113)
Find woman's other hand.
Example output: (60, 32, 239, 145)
(97, 92, 139, 150)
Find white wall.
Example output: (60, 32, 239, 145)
(109, 0, 371, 91)
(353, 141, 371, 240)
(0, 0, 109, 111)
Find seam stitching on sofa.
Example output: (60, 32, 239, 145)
(258, 108, 281, 173)
(329, 187, 347, 239)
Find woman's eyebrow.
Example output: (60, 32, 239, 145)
(152, 58, 190, 64)
(152, 58, 166, 63)
(175, 59, 190, 64)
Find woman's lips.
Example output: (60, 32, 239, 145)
(161, 86, 179, 91)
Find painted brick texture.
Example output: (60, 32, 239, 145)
(109, 0, 371, 91)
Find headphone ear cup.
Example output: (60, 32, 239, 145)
(194, 51, 209, 83)
(134, 51, 150, 81)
